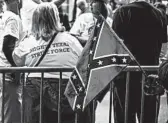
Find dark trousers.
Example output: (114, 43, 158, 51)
(113, 72, 159, 123)
(0, 78, 21, 123)
(24, 77, 93, 123)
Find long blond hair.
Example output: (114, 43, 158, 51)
(31, 2, 64, 40)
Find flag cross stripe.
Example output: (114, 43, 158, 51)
(70, 70, 85, 94)
(90, 55, 131, 69)
(92, 21, 103, 42)
(74, 95, 85, 111)
(65, 17, 134, 112)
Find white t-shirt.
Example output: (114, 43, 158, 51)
(13, 32, 83, 79)
(70, 13, 112, 39)
(70, 13, 96, 38)
(20, 0, 38, 32)
(0, 11, 24, 67)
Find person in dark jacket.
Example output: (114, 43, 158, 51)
(112, 0, 167, 122)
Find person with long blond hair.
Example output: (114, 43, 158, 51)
(12, 3, 91, 122)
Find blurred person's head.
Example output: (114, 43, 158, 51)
(91, 0, 108, 19)
(77, 0, 87, 13)
(31, 2, 64, 41)
(4, 0, 22, 14)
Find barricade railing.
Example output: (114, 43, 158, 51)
(0, 66, 159, 123)
(0, 67, 73, 123)
(108, 66, 159, 123)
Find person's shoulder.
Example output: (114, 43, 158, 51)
(118, 1, 149, 10)
(3, 11, 20, 23)
(58, 31, 77, 39)
(16, 34, 36, 51)
(58, 32, 79, 43)
(3, 11, 17, 18)
(24, 34, 36, 42)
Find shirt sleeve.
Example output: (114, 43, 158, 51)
(4, 18, 19, 40)
(70, 16, 82, 36)
(12, 38, 30, 66)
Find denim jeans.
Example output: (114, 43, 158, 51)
(24, 77, 92, 123)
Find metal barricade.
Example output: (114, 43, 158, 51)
(0, 67, 73, 123)
(0, 66, 160, 123)
(108, 66, 159, 123)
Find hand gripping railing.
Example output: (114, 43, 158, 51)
(0, 66, 159, 123)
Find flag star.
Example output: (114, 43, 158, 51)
(76, 104, 81, 109)
(98, 60, 103, 65)
(111, 57, 116, 62)
(72, 75, 77, 80)
(122, 58, 127, 63)
(93, 37, 97, 41)
(78, 87, 83, 92)
(97, 23, 101, 28)
(90, 50, 93, 54)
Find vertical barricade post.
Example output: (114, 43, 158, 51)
(92, 99, 96, 123)
(39, 72, 44, 123)
(58, 71, 62, 123)
(1, 73, 5, 123)
(21, 73, 25, 123)
(109, 82, 113, 123)
(75, 112, 78, 123)
(155, 95, 160, 123)
(140, 73, 145, 123)
(124, 72, 130, 123)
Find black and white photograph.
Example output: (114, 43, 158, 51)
(0, 0, 167, 123)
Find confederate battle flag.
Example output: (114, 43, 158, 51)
(64, 16, 135, 111)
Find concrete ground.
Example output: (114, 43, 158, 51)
(96, 92, 168, 123)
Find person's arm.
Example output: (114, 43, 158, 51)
(12, 41, 29, 66)
(3, 35, 17, 67)
(52, 0, 66, 7)
(3, 17, 20, 66)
